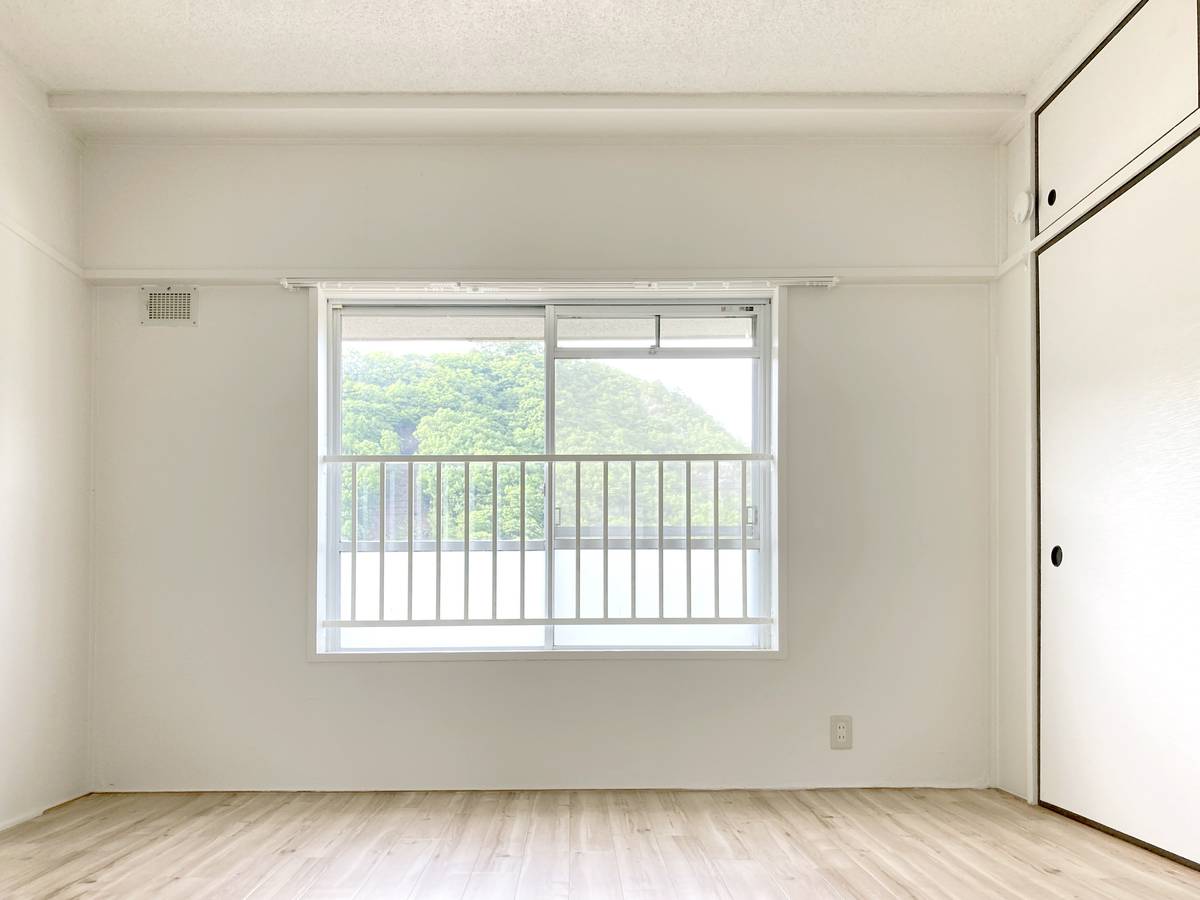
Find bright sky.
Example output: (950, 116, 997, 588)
(602, 357, 753, 447)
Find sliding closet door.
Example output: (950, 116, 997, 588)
(1040, 135, 1200, 864)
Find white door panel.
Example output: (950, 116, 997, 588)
(1040, 134, 1200, 863)
(1037, 0, 1199, 231)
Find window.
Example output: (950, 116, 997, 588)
(317, 294, 776, 655)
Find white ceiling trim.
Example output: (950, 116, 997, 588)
(48, 91, 1025, 113)
(84, 266, 1001, 287)
(48, 91, 1025, 142)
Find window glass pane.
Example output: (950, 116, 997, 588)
(326, 303, 772, 655)
(338, 625, 547, 651)
(552, 624, 760, 648)
(339, 313, 545, 455)
(659, 315, 754, 348)
(556, 316, 655, 348)
(554, 358, 754, 453)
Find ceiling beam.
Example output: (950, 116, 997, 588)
(48, 91, 1024, 114)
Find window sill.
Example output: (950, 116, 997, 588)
(308, 647, 786, 662)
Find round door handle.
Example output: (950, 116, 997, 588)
(1050, 546, 1063, 567)
(1047, 188, 1057, 207)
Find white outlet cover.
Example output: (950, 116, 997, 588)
(830, 715, 853, 750)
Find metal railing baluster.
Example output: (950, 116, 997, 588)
(685, 460, 692, 619)
(379, 461, 386, 620)
(741, 459, 748, 619)
(492, 460, 498, 620)
(435, 461, 442, 621)
(519, 462, 526, 620)
(657, 459, 664, 618)
(630, 460, 636, 618)
(407, 461, 414, 620)
(713, 459, 720, 618)
(602, 461, 609, 620)
(464, 462, 470, 617)
(574, 460, 581, 619)
(350, 462, 358, 622)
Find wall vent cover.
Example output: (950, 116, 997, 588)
(140, 286, 197, 326)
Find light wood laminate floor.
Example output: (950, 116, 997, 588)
(1, 789, 1197, 899)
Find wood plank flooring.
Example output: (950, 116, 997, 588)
(1, 789, 1197, 899)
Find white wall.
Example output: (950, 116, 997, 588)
(988, 0, 1161, 804)
(82, 140, 998, 277)
(0, 54, 91, 828)
(991, 262, 1034, 798)
(80, 132, 998, 790)
(91, 281, 990, 790)
(989, 122, 1038, 801)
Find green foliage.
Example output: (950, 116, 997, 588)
(342, 342, 545, 457)
(339, 344, 750, 542)
(553, 359, 745, 455)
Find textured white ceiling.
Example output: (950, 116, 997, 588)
(0, 0, 1105, 94)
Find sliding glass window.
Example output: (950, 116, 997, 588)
(320, 298, 773, 654)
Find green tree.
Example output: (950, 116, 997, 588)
(339, 344, 751, 543)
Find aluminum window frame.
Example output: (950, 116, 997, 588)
(315, 289, 778, 659)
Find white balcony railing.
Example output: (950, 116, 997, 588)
(323, 453, 773, 628)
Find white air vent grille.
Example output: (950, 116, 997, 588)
(140, 286, 197, 326)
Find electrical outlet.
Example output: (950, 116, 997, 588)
(830, 715, 853, 750)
